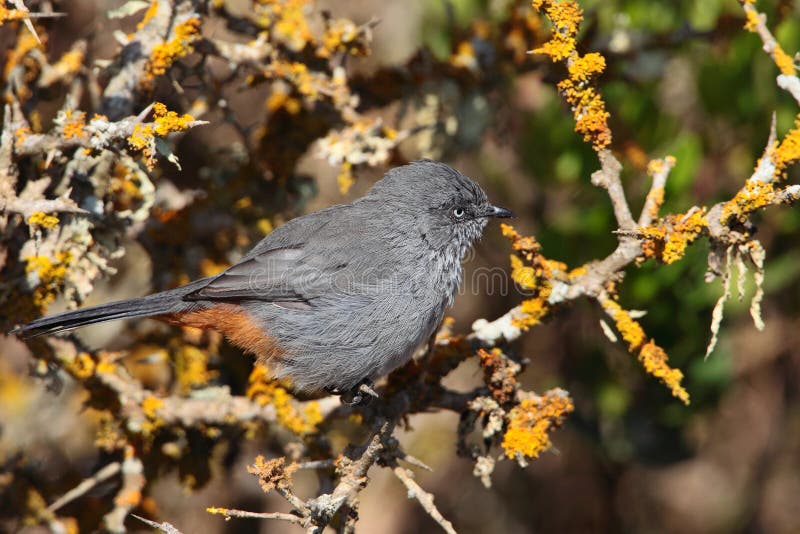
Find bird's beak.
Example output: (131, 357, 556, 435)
(485, 205, 514, 218)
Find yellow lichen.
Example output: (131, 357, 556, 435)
(63, 352, 96, 380)
(24, 251, 73, 309)
(772, 44, 796, 75)
(0, 7, 28, 24)
(51, 48, 85, 81)
(270, 0, 314, 52)
(318, 18, 366, 57)
(337, 161, 354, 194)
(247, 365, 320, 435)
(94, 358, 117, 375)
(143, 17, 201, 86)
(152, 102, 195, 135)
(772, 116, 800, 175)
(141, 395, 163, 418)
(501, 390, 574, 460)
(603, 299, 689, 404)
(567, 52, 605, 82)
(450, 41, 478, 71)
(743, 8, 760, 32)
(141, 395, 165, 434)
(26, 211, 59, 229)
(266, 87, 301, 114)
(502, 223, 572, 329)
(722, 180, 776, 224)
(174, 345, 217, 394)
(128, 102, 195, 169)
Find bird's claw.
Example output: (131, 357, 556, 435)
(335, 379, 379, 406)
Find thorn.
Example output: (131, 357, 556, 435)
(400, 454, 433, 472)
(767, 111, 777, 148)
(11, 0, 39, 45)
(135, 102, 156, 123)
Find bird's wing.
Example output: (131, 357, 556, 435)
(184, 203, 366, 305)
(184, 246, 317, 303)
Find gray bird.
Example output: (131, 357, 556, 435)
(12, 160, 512, 399)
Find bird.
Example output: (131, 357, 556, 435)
(12, 160, 513, 401)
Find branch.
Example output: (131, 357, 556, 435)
(103, 447, 145, 534)
(391, 465, 457, 534)
(131, 514, 185, 534)
(307, 419, 396, 529)
(47, 462, 121, 513)
(591, 149, 635, 231)
(206, 508, 304, 526)
(741, 0, 800, 105)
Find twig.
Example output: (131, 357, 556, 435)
(740, 1, 800, 106)
(206, 507, 305, 525)
(131, 514, 184, 534)
(638, 156, 675, 226)
(391, 465, 457, 534)
(591, 149, 636, 231)
(47, 462, 121, 513)
(308, 419, 396, 529)
(103, 447, 145, 534)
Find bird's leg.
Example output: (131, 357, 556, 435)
(323, 385, 342, 395)
(339, 378, 379, 406)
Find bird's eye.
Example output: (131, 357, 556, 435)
(453, 208, 465, 218)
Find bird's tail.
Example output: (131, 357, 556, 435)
(10, 278, 211, 338)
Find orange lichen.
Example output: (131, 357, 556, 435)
(247, 365, 321, 435)
(567, 52, 605, 82)
(245, 455, 297, 494)
(450, 41, 478, 72)
(137, 0, 159, 30)
(603, 299, 689, 404)
(143, 17, 201, 86)
(639, 208, 708, 264)
(532, 0, 582, 61)
(3, 30, 42, 85)
(0, 7, 28, 24)
(502, 390, 574, 460)
(62, 110, 86, 140)
(532, 0, 612, 149)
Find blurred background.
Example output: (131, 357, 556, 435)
(2, 0, 800, 532)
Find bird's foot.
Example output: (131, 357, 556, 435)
(335, 378, 379, 406)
